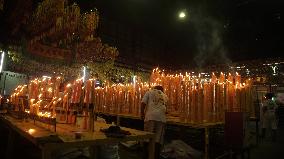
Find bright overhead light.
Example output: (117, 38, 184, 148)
(82, 66, 86, 82)
(179, 11, 186, 19)
(0, 51, 5, 72)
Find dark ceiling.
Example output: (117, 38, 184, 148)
(1, 0, 283, 68)
(86, 0, 284, 68)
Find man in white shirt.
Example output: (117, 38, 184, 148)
(141, 85, 168, 159)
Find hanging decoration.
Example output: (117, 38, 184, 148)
(76, 38, 119, 63)
(26, 0, 118, 62)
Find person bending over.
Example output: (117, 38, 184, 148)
(141, 85, 168, 159)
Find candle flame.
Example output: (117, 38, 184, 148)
(27, 128, 36, 135)
(48, 88, 52, 92)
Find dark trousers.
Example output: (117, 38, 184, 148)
(143, 142, 161, 159)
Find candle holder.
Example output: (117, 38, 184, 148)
(8, 110, 26, 119)
(23, 111, 57, 132)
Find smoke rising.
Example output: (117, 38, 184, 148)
(191, 12, 232, 69)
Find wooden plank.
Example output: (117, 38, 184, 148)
(1, 115, 153, 141)
(56, 122, 153, 143)
(0, 116, 55, 145)
(97, 112, 224, 128)
(1, 115, 156, 159)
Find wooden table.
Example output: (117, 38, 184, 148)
(167, 117, 224, 159)
(97, 112, 224, 159)
(0, 114, 155, 159)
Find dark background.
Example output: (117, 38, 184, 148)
(1, 0, 283, 69)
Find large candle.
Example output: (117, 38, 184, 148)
(71, 81, 76, 104)
(197, 83, 204, 123)
(191, 85, 197, 123)
(84, 79, 92, 104)
(203, 82, 208, 123)
(211, 73, 217, 122)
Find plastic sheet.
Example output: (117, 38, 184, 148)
(161, 140, 203, 159)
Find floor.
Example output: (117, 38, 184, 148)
(119, 128, 284, 159)
(250, 129, 284, 159)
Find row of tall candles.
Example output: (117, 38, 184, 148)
(10, 76, 63, 118)
(150, 68, 254, 123)
(10, 76, 151, 118)
(63, 79, 149, 116)
(10, 69, 254, 124)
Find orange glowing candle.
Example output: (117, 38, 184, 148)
(71, 81, 76, 104)
(191, 85, 197, 123)
(84, 80, 92, 104)
(198, 83, 204, 123)
(203, 82, 208, 123)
